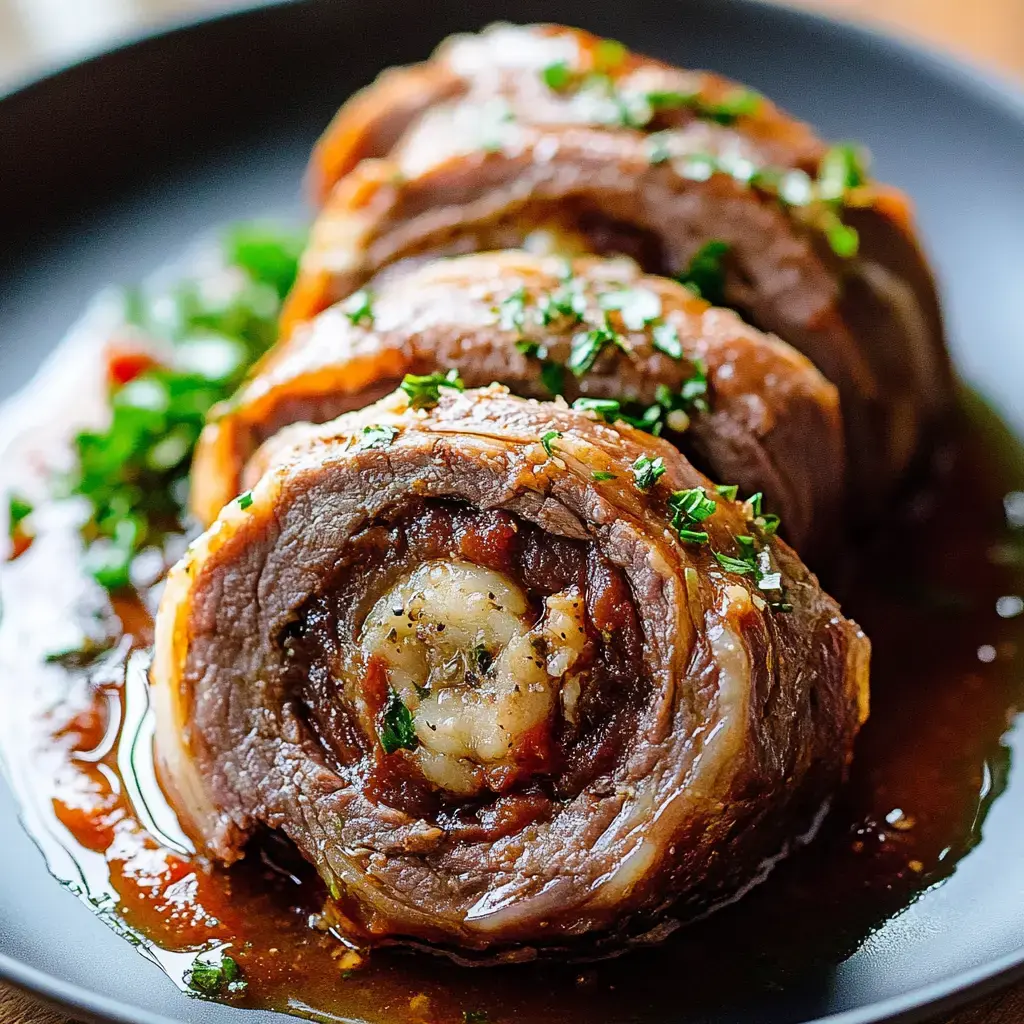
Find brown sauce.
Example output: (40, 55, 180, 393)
(2, 312, 1023, 1024)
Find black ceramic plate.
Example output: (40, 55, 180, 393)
(4, 1, 1024, 1022)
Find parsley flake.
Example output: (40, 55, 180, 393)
(599, 288, 662, 331)
(668, 486, 717, 544)
(8, 494, 32, 536)
(236, 491, 253, 510)
(572, 397, 621, 421)
(186, 952, 247, 998)
(651, 322, 683, 360)
(568, 322, 627, 376)
(358, 424, 398, 450)
(400, 369, 464, 409)
(541, 61, 573, 90)
(341, 289, 374, 326)
(498, 287, 529, 333)
(631, 454, 666, 490)
(678, 241, 730, 306)
(592, 470, 616, 481)
(379, 689, 418, 754)
(715, 483, 739, 501)
(541, 430, 562, 456)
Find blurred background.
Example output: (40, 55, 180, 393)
(0, 0, 1023, 88)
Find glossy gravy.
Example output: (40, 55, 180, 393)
(2, 301, 1023, 1024)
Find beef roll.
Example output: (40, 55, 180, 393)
(153, 384, 869, 960)
(192, 252, 844, 554)
(284, 22, 950, 513)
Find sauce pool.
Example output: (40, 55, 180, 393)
(2, 298, 1023, 1024)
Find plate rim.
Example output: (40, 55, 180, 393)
(2, 1, 1024, 1022)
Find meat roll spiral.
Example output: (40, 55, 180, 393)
(154, 385, 869, 959)
(284, 22, 950, 513)
(192, 252, 844, 554)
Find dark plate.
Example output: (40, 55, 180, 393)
(3, 1, 1024, 1022)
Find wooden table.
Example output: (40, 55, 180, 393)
(2, 0, 1024, 1021)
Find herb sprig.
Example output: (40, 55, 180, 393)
(66, 222, 305, 591)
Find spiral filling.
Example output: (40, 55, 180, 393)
(282, 499, 651, 831)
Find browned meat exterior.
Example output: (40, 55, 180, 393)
(284, 22, 950, 514)
(308, 23, 824, 203)
(154, 385, 869, 960)
(192, 252, 844, 555)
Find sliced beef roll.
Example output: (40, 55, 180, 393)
(284, 22, 950, 514)
(154, 384, 869, 960)
(192, 252, 844, 555)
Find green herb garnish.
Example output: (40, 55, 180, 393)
(715, 483, 739, 501)
(541, 430, 562, 456)
(592, 471, 616, 481)
(678, 241, 730, 306)
(541, 61, 573, 90)
(8, 494, 32, 536)
(651, 322, 682, 360)
(474, 645, 493, 675)
(599, 288, 662, 331)
(818, 143, 869, 200)
(236, 491, 253, 510)
(567, 322, 626, 376)
(668, 486, 717, 544)
(540, 360, 565, 396)
(358, 424, 398, 450)
(224, 223, 305, 300)
(379, 688, 418, 754)
(631, 454, 666, 490)
(572, 397, 621, 421)
(340, 289, 374, 326)
(185, 952, 248, 998)
(400, 369, 464, 409)
(498, 286, 529, 333)
(66, 222, 303, 591)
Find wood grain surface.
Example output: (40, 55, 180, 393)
(2, 0, 1023, 1021)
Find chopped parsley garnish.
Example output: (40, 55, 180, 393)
(645, 86, 762, 126)
(400, 368, 464, 409)
(8, 494, 32, 536)
(715, 483, 739, 501)
(743, 491, 781, 536)
(540, 430, 561, 456)
(594, 38, 628, 71)
(541, 60, 574, 90)
(537, 283, 587, 326)
(818, 143, 869, 201)
(822, 212, 860, 258)
(678, 241, 730, 306)
(540, 360, 565, 396)
(379, 688, 418, 754)
(572, 397, 622, 421)
(340, 289, 374, 326)
(598, 288, 662, 331)
(236, 491, 253, 510)
(358, 424, 398, 450)
(224, 223, 306, 301)
(668, 486, 717, 544)
(474, 645, 493, 675)
(567, 322, 627, 376)
(592, 470, 616, 481)
(651, 322, 683, 360)
(65, 222, 303, 591)
(185, 951, 248, 998)
(498, 287, 529, 333)
(646, 131, 673, 165)
(631, 454, 666, 490)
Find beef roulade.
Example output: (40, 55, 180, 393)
(191, 251, 844, 554)
(153, 383, 869, 959)
(284, 22, 950, 513)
